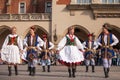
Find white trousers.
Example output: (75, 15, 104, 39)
(85, 58, 95, 66)
(102, 58, 112, 68)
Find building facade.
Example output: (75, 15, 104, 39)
(0, 0, 120, 49)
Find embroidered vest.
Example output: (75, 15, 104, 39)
(86, 40, 94, 49)
(100, 33, 113, 46)
(43, 41, 50, 50)
(66, 36, 76, 46)
(27, 35, 38, 46)
(8, 36, 18, 45)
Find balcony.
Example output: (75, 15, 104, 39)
(91, 4, 120, 19)
(67, 0, 120, 19)
(0, 13, 51, 21)
(67, 0, 91, 10)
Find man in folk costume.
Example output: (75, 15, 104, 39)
(1, 27, 23, 76)
(40, 34, 54, 72)
(83, 33, 98, 72)
(57, 26, 84, 78)
(97, 23, 119, 78)
(23, 26, 43, 76)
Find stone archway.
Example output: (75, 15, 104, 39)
(0, 25, 11, 49)
(24, 25, 49, 40)
(74, 25, 89, 42)
(63, 25, 90, 42)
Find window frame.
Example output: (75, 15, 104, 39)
(101, 0, 120, 4)
(18, 2, 26, 14)
(76, 0, 91, 4)
(45, 1, 52, 13)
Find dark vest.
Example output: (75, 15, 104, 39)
(100, 33, 113, 46)
(27, 35, 38, 46)
(85, 40, 94, 49)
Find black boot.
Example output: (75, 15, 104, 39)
(92, 65, 95, 72)
(68, 68, 71, 77)
(32, 67, 36, 76)
(42, 66, 45, 72)
(8, 66, 11, 76)
(29, 67, 32, 75)
(72, 68, 76, 78)
(86, 66, 88, 72)
(28, 67, 31, 72)
(14, 65, 18, 75)
(107, 68, 110, 77)
(104, 68, 108, 78)
(47, 65, 50, 72)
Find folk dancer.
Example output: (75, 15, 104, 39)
(40, 35, 54, 72)
(57, 26, 84, 78)
(83, 33, 98, 72)
(1, 27, 23, 76)
(97, 23, 119, 78)
(23, 26, 43, 76)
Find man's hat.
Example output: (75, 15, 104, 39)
(43, 34, 47, 38)
(103, 23, 112, 31)
(88, 33, 93, 37)
(30, 26, 36, 31)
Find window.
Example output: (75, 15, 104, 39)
(19, 2, 26, 14)
(114, 0, 120, 3)
(108, 0, 114, 3)
(45, 2, 52, 13)
(77, 0, 91, 4)
(102, 0, 107, 3)
(102, 0, 120, 4)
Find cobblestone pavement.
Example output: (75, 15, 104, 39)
(0, 64, 120, 80)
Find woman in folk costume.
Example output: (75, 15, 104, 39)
(57, 26, 84, 78)
(40, 34, 54, 72)
(83, 33, 98, 73)
(1, 27, 23, 76)
(97, 23, 119, 78)
(23, 26, 43, 76)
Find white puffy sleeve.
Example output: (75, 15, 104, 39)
(97, 35, 102, 46)
(37, 36, 44, 47)
(49, 42, 54, 50)
(93, 41, 99, 50)
(75, 36, 85, 51)
(57, 36, 66, 51)
(23, 37, 28, 47)
(110, 34, 119, 46)
(2, 35, 9, 49)
(17, 36, 23, 50)
(36, 36, 44, 51)
(82, 41, 87, 49)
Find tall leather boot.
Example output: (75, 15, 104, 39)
(29, 67, 32, 75)
(27, 66, 29, 71)
(92, 65, 95, 72)
(8, 66, 12, 76)
(86, 66, 89, 72)
(32, 67, 36, 76)
(42, 66, 45, 72)
(107, 68, 110, 77)
(47, 65, 50, 72)
(68, 68, 71, 77)
(72, 68, 76, 78)
(14, 65, 18, 75)
(104, 68, 108, 78)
